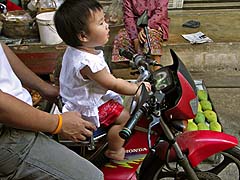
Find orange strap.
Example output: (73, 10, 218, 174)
(51, 114, 63, 134)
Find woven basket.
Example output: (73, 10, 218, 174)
(2, 10, 39, 39)
(2, 19, 39, 39)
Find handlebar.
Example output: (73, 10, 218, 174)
(119, 106, 146, 140)
(119, 49, 152, 140)
(119, 48, 134, 60)
(119, 48, 154, 69)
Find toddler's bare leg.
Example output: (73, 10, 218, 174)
(105, 109, 129, 161)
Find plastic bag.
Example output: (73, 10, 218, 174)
(27, 0, 57, 12)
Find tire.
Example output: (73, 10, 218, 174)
(138, 145, 240, 180)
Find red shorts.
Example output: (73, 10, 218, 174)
(98, 99, 124, 127)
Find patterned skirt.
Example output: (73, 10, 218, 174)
(112, 28, 163, 62)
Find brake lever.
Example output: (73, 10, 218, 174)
(136, 67, 151, 83)
(148, 115, 160, 150)
(147, 91, 165, 149)
(155, 91, 165, 103)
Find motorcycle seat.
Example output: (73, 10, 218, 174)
(49, 98, 109, 148)
(58, 126, 108, 147)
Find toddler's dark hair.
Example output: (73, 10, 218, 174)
(54, 0, 103, 47)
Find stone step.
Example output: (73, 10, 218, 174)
(161, 9, 240, 72)
(109, 9, 240, 73)
(183, 3, 240, 10)
(184, 0, 240, 2)
(183, 0, 240, 9)
(167, 9, 240, 44)
(112, 68, 240, 87)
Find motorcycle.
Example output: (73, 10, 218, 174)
(100, 48, 240, 180)
(50, 48, 240, 180)
(49, 11, 240, 179)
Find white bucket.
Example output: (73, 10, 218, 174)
(36, 11, 62, 45)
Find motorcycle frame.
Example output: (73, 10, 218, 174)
(154, 124, 239, 168)
(102, 50, 239, 179)
(102, 114, 238, 180)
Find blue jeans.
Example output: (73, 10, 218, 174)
(0, 125, 103, 180)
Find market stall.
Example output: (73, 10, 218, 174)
(0, 0, 119, 75)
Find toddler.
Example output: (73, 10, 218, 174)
(54, 0, 151, 161)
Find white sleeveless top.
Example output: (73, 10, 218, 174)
(0, 44, 32, 105)
(60, 46, 122, 127)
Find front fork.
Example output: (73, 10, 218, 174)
(149, 114, 199, 180)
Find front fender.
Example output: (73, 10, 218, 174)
(155, 130, 238, 167)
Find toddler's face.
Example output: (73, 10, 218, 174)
(84, 9, 109, 47)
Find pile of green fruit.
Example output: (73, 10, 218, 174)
(187, 90, 222, 132)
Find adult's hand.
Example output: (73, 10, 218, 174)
(138, 28, 146, 44)
(59, 112, 97, 142)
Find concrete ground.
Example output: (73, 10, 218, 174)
(107, 9, 240, 143)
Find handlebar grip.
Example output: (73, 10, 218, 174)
(119, 48, 133, 60)
(119, 108, 144, 140)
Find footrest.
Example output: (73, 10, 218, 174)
(92, 126, 108, 140)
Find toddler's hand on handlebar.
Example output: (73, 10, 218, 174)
(143, 82, 151, 92)
(59, 112, 97, 142)
(136, 82, 151, 97)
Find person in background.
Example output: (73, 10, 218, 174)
(0, 43, 103, 180)
(112, 0, 170, 64)
(54, 0, 151, 161)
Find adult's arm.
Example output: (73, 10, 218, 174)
(0, 43, 96, 141)
(1, 43, 58, 101)
(148, 0, 170, 40)
(123, 0, 138, 40)
(0, 90, 96, 141)
(0, 90, 58, 132)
